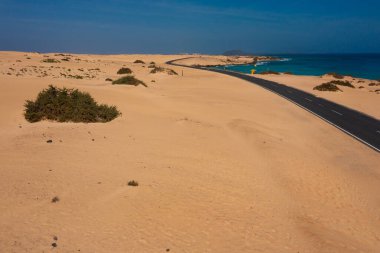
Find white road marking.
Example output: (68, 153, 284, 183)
(304, 98, 313, 102)
(172, 63, 380, 152)
(242, 85, 379, 153)
(331, 110, 343, 116)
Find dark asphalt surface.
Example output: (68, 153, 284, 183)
(167, 59, 380, 152)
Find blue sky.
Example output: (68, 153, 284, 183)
(0, 0, 379, 54)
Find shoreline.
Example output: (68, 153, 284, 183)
(169, 56, 380, 119)
(1, 51, 380, 253)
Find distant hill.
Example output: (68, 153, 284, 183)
(223, 50, 252, 56)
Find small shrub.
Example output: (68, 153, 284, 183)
(329, 80, 354, 88)
(260, 70, 280, 75)
(112, 76, 147, 87)
(117, 67, 133, 74)
(167, 69, 178, 75)
(51, 196, 60, 203)
(105, 78, 113, 82)
(150, 61, 155, 65)
(24, 85, 121, 123)
(150, 66, 164, 73)
(61, 57, 70, 62)
(369, 82, 380, 86)
(313, 82, 342, 92)
(67, 75, 83, 79)
(359, 86, 365, 89)
(134, 60, 145, 64)
(128, 180, 139, 187)
(150, 66, 178, 75)
(284, 72, 293, 75)
(42, 58, 60, 63)
(326, 72, 344, 79)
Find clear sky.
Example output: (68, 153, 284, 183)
(1, 0, 379, 54)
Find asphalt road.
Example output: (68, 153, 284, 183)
(167, 59, 380, 152)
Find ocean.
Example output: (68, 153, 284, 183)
(214, 54, 380, 80)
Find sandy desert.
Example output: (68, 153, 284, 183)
(0, 52, 379, 253)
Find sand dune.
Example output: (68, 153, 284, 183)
(0, 52, 379, 252)
(256, 73, 380, 119)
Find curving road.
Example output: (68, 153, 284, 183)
(167, 58, 380, 152)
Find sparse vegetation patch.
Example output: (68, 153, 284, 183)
(128, 180, 139, 187)
(326, 72, 345, 79)
(117, 67, 133, 74)
(329, 80, 355, 88)
(150, 66, 178, 75)
(313, 82, 342, 92)
(134, 60, 145, 64)
(65, 74, 83, 79)
(24, 85, 121, 123)
(42, 58, 60, 63)
(112, 76, 147, 87)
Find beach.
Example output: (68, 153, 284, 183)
(0, 52, 380, 253)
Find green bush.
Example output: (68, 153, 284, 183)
(128, 180, 139, 187)
(134, 60, 145, 64)
(67, 75, 83, 79)
(329, 80, 355, 88)
(117, 67, 133, 74)
(167, 69, 178, 75)
(24, 85, 121, 123)
(112, 76, 147, 87)
(327, 72, 344, 79)
(313, 82, 342, 92)
(150, 66, 178, 75)
(150, 66, 164, 73)
(42, 58, 60, 63)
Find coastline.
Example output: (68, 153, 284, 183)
(1, 51, 380, 253)
(171, 56, 380, 119)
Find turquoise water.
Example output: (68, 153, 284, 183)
(215, 54, 380, 80)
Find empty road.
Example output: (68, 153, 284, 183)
(167, 58, 380, 152)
